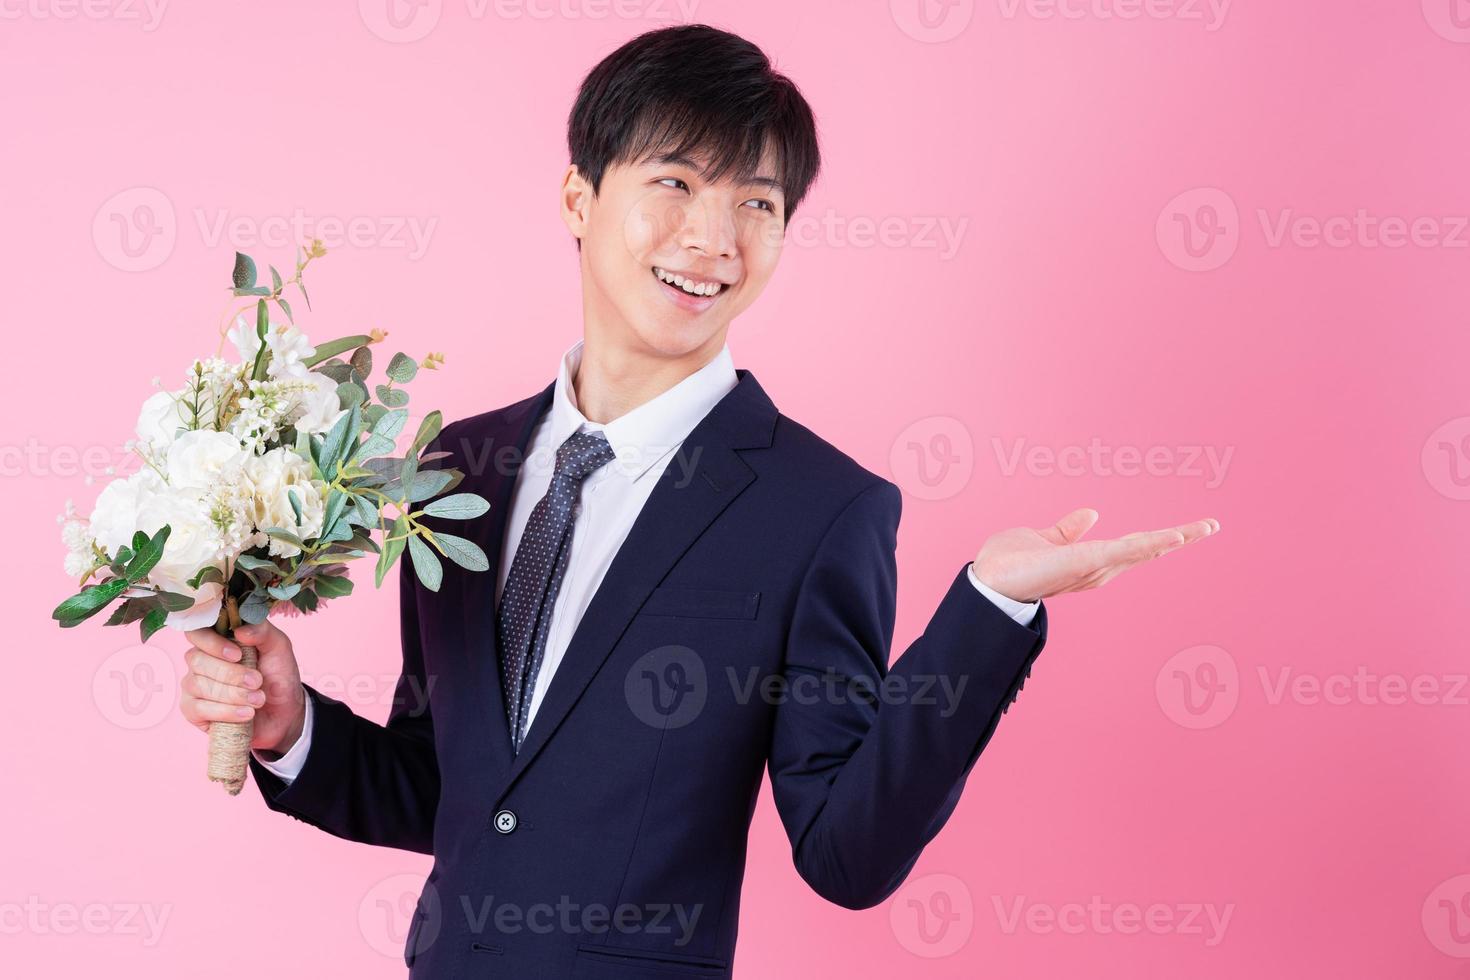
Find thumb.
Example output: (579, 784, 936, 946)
(1046, 507, 1099, 545)
(233, 617, 288, 655)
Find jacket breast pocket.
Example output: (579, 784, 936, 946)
(639, 587, 760, 621)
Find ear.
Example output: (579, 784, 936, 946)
(559, 164, 590, 240)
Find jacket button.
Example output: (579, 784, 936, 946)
(493, 809, 517, 834)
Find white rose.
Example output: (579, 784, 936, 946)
(292, 371, 347, 435)
(166, 430, 248, 491)
(135, 391, 184, 455)
(228, 315, 316, 380)
(244, 448, 327, 557)
(132, 487, 226, 630)
(88, 468, 167, 556)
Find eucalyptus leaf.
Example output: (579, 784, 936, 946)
(386, 352, 419, 383)
(411, 410, 442, 454)
(270, 265, 283, 293)
(268, 582, 302, 600)
(350, 346, 373, 378)
(375, 385, 410, 408)
(408, 534, 443, 592)
(407, 469, 453, 503)
(240, 591, 272, 624)
(313, 574, 354, 598)
(421, 492, 490, 520)
(372, 408, 409, 441)
(375, 515, 410, 587)
(232, 251, 257, 290)
(432, 532, 489, 572)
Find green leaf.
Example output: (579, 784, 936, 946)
(433, 532, 489, 572)
(411, 410, 442, 454)
(287, 487, 303, 525)
(375, 385, 410, 408)
(421, 492, 490, 520)
(321, 488, 349, 538)
(407, 534, 443, 592)
(290, 588, 319, 614)
(52, 578, 130, 625)
(123, 525, 171, 583)
(251, 299, 270, 381)
(350, 346, 373, 378)
(105, 598, 152, 626)
(232, 285, 272, 297)
(313, 573, 354, 598)
(336, 380, 365, 409)
(347, 494, 378, 527)
(319, 400, 359, 476)
(372, 407, 409, 441)
(153, 590, 197, 612)
(262, 527, 305, 549)
(386, 352, 419, 384)
(187, 565, 226, 589)
(303, 334, 373, 368)
(277, 296, 295, 324)
(375, 515, 410, 587)
(140, 607, 168, 643)
(407, 469, 454, 503)
(353, 433, 397, 462)
(232, 252, 257, 290)
(299, 279, 312, 311)
(240, 591, 272, 624)
(270, 265, 283, 294)
(235, 553, 281, 573)
(267, 582, 301, 600)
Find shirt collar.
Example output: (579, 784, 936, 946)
(547, 338, 738, 482)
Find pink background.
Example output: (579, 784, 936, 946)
(3, 1, 1467, 976)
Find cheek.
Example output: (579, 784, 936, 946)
(622, 198, 688, 267)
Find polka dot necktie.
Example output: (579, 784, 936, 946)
(496, 429, 617, 753)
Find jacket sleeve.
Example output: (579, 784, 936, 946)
(768, 478, 1047, 909)
(247, 536, 442, 854)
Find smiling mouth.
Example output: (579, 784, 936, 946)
(652, 266, 729, 299)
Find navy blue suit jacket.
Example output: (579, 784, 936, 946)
(249, 368, 1048, 978)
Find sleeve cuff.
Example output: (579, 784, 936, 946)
(966, 562, 1040, 627)
(250, 688, 313, 783)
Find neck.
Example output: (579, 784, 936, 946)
(574, 327, 725, 425)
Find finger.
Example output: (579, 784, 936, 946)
(234, 619, 286, 655)
(179, 689, 256, 724)
(1095, 528, 1186, 565)
(184, 627, 241, 663)
(185, 647, 263, 691)
(183, 671, 266, 708)
(1041, 507, 1100, 546)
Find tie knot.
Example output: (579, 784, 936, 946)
(553, 429, 616, 483)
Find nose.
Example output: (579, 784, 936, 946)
(677, 195, 737, 260)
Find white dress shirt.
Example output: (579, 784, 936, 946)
(254, 340, 1038, 782)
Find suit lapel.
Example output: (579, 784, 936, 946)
(454, 380, 555, 776)
(493, 368, 778, 799)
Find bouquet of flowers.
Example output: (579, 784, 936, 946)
(52, 246, 491, 795)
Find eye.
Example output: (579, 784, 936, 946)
(743, 199, 775, 212)
(656, 177, 690, 192)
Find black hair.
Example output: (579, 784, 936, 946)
(567, 23, 821, 230)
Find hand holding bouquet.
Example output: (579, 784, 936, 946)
(53, 246, 491, 794)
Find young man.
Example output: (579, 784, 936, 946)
(180, 24, 1216, 978)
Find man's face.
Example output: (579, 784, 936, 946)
(564, 145, 786, 359)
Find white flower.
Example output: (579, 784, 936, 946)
(243, 448, 327, 558)
(59, 499, 96, 578)
(166, 430, 249, 491)
(88, 468, 167, 556)
(135, 390, 186, 455)
(228, 315, 316, 380)
(132, 487, 228, 630)
(292, 371, 347, 435)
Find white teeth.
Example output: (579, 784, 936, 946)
(654, 267, 723, 297)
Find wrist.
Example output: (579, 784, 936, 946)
(259, 687, 307, 760)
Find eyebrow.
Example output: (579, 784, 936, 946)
(647, 152, 785, 194)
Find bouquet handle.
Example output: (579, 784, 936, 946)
(206, 597, 256, 796)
